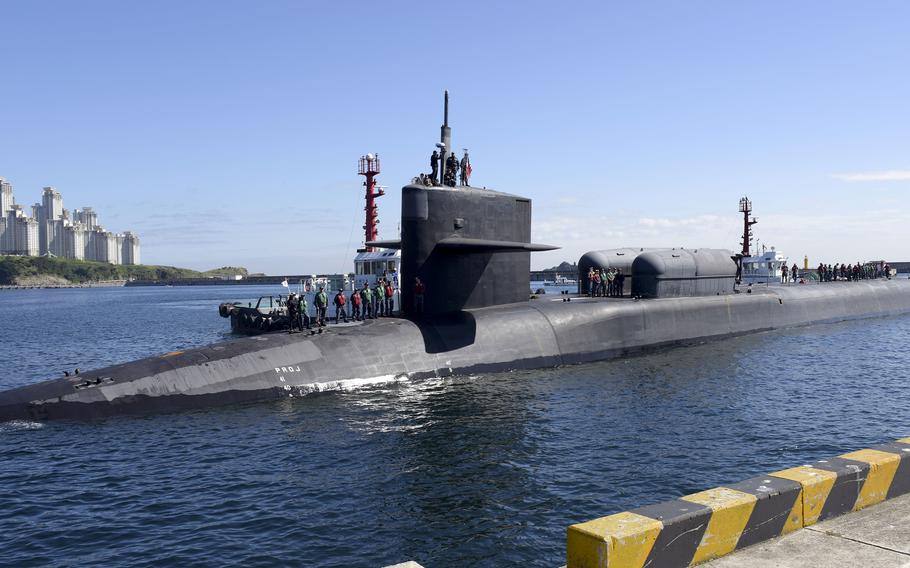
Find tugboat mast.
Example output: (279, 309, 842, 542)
(739, 196, 758, 257)
(359, 153, 384, 252)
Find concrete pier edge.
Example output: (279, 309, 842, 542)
(567, 437, 910, 568)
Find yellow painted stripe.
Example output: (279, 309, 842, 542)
(771, 466, 837, 526)
(841, 449, 901, 510)
(567, 512, 662, 568)
(161, 351, 184, 358)
(782, 487, 803, 535)
(897, 437, 910, 444)
(681, 487, 757, 564)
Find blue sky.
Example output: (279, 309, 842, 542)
(2, 1, 908, 273)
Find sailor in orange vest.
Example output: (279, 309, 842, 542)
(350, 286, 362, 321)
(333, 289, 348, 324)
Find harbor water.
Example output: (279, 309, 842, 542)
(1, 285, 908, 567)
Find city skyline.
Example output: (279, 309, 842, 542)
(0, 177, 140, 265)
(1, 2, 908, 274)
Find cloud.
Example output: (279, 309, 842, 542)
(831, 170, 910, 182)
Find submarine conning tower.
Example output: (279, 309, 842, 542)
(398, 184, 556, 315)
(369, 92, 557, 315)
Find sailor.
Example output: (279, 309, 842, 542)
(791, 263, 799, 282)
(781, 263, 789, 284)
(445, 152, 458, 187)
(459, 150, 471, 186)
(606, 268, 616, 297)
(314, 286, 328, 326)
(430, 150, 440, 184)
(333, 289, 348, 324)
(616, 271, 625, 297)
(371, 280, 382, 317)
(361, 284, 373, 319)
(599, 268, 608, 297)
(300, 293, 311, 329)
(286, 293, 300, 333)
(350, 287, 362, 321)
(413, 277, 425, 314)
(384, 279, 395, 315)
(587, 268, 596, 297)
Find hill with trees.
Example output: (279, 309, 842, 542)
(0, 256, 248, 286)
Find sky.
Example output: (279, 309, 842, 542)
(1, 1, 908, 273)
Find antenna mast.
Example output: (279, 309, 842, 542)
(440, 90, 452, 175)
(359, 154, 384, 251)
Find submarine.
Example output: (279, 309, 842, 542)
(3, 96, 910, 422)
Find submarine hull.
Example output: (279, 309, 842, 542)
(2, 279, 910, 422)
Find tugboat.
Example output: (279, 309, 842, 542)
(734, 196, 790, 285)
(219, 153, 400, 334)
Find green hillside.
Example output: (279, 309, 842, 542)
(0, 256, 214, 285)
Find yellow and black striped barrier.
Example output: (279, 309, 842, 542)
(567, 437, 910, 568)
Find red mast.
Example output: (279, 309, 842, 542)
(739, 196, 758, 256)
(358, 153, 384, 251)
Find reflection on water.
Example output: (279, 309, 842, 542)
(0, 286, 909, 567)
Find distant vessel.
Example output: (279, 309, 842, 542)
(544, 275, 576, 286)
(3, 93, 910, 422)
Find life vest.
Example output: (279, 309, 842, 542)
(335, 293, 346, 306)
(315, 292, 328, 306)
(385, 285, 393, 298)
(415, 282, 425, 294)
(351, 292, 361, 305)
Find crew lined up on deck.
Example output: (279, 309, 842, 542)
(283, 278, 399, 333)
(816, 261, 893, 283)
(586, 267, 625, 298)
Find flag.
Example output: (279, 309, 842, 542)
(465, 159, 472, 180)
(281, 279, 289, 288)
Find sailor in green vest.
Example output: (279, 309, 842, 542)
(314, 286, 328, 327)
(360, 284, 373, 319)
(373, 279, 384, 317)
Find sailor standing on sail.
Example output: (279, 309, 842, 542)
(445, 152, 458, 187)
(430, 149, 440, 185)
(459, 149, 471, 186)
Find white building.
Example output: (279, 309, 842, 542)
(64, 224, 86, 260)
(0, 177, 14, 215)
(0, 179, 140, 264)
(73, 207, 97, 230)
(121, 231, 140, 265)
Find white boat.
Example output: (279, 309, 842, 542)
(740, 246, 790, 284)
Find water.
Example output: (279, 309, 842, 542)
(1, 285, 909, 567)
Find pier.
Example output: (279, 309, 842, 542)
(704, 492, 910, 567)
(566, 437, 910, 568)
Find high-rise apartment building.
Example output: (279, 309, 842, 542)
(0, 177, 14, 215)
(0, 178, 139, 264)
